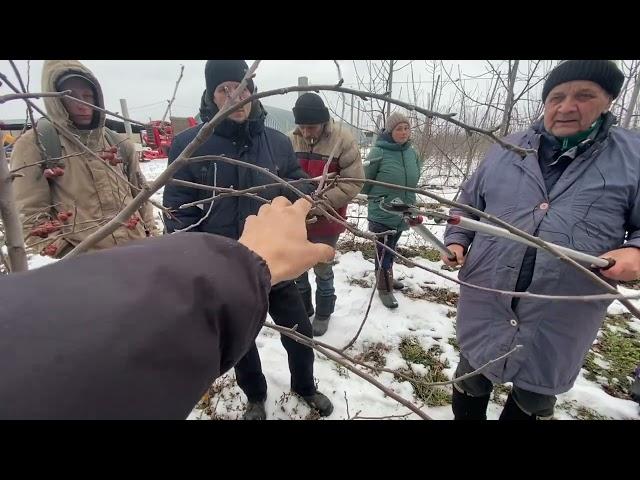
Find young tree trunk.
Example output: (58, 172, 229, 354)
(0, 144, 29, 272)
(623, 62, 640, 129)
(499, 60, 520, 137)
(385, 60, 395, 120)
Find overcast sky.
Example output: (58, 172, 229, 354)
(0, 60, 501, 120)
(0, 60, 560, 126)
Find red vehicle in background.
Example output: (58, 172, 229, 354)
(141, 117, 197, 161)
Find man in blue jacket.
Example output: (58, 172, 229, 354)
(163, 60, 333, 420)
(443, 60, 640, 420)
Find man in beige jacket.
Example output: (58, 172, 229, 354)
(11, 60, 159, 258)
(289, 93, 364, 336)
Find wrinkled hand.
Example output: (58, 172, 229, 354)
(239, 196, 335, 286)
(598, 247, 640, 282)
(441, 243, 466, 268)
(408, 215, 423, 226)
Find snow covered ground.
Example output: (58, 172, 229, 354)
(186, 242, 640, 421)
(24, 159, 640, 420)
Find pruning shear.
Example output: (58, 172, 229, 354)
(379, 198, 458, 262)
(378, 197, 615, 269)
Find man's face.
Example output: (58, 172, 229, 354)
(543, 80, 612, 137)
(213, 81, 252, 123)
(59, 77, 96, 127)
(298, 124, 324, 144)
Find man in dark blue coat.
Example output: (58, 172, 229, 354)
(163, 60, 333, 420)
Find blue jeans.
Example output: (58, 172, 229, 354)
(295, 235, 339, 298)
(368, 221, 403, 271)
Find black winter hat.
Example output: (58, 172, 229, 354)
(542, 60, 624, 102)
(205, 60, 255, 97)
(293, 93, 330, 125)
(55, 71, 97, 91)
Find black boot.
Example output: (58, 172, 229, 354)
(313, 294, 336, 337)
(631, 368, 640, 404)
(302, 391, 334, 417)
(452, 386, 490, 420)
(499, 394, 536, 421)
(243, 400, 267, 420)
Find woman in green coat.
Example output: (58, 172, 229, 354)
(362, 112, 423, 308)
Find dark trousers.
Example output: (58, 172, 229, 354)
(234, 281, 316, 402)
(369, 221, 403, 270)
(454, 355, 557, 417)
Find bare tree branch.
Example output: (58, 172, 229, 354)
(62, 60, 262, 258)
(0, 90, 72, 103)
(62, 94, 149, 127)
(160, 64, 185, 125)
(0, 73, 144, 195)
(339, 177, 640, 315)
(265, 323, 433, 420)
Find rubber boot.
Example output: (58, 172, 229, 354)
(452, 385, 490, 420)
(243, 400, 267, 420)
(498, 394, 536, 421)
(377, 269, 398, 309)
(313, 294, 336, 337)
(302, 391, 334, 417)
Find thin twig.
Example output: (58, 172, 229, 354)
(9, 152, 84, 174)
(352, 412, 411, 420)
(341, 241, 385, 351)
(8, 61, 48, 161)
(62, 95, 148, 127)
(160, 64, 185, 125)
(62, 60, 262, 258)
(265, 323, 432, 420)
(0, 90, 72, 103)
(0, 73, 143, 195)
(338, 177, 640, 315)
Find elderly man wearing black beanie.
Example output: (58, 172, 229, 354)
(442, 60, 640, 421)
(163, 60, 334, 420)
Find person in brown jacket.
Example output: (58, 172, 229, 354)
(0, 197, 335, 420)
(11, 60, 159, 258)
(289, 93, 364, 336)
